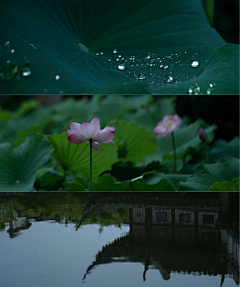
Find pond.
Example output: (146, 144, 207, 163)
(0, 192, 239, 287)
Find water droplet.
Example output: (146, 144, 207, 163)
(22, 64, 31, 77)
(163, 65, 169, 70)
(54, 74, 60, 80)
(206, 87, 212, 94)
(107, 57, 112, 62)
(164, 76, 174, 83)
(209, 83, 213, 88)
(95, 52, 99, 56)
(159, 64, 164, 69)
(193, 83, 201, 94)
(6, 60, 10, 64)
(29, 43, 37, 49)
(78, 43, 88, 52)
(15, 180, 20, 184)
(191, 60, 199, 68)
(117, 64, 126, 71)
(4, 41, 10, 47)
(146, 55, 151, 60)
(113, 48, 117, 54)
(138, 73, 146, 80)
(100, 52, 103, 55)
(188, 86, 193, 94)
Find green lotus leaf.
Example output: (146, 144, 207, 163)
(91, 174, 131, 191)
(2, 0, 236, 95)
(209, 137, 239, 162)
(178, 154, 240, 191)
(48, 133, 118, 181)
(63, 177, 88, 192)
(35, 170, 65, 191)
(113, 122, 157, 164)
(0, 133, 54, 191)
(144, 173, 191, 191)
(90, 174, 174, 191)
(209, 177, 239, 191)
(154, 44, 239, 95)
(131, 177, 175, 191)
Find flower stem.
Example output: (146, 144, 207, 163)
(89, 139, 92, 191)
(204, 141, 209, 164)
(171, 132, 177, 173)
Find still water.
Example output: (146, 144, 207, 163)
(0, 193, 239, 287)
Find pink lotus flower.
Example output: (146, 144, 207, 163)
(66, 117, 115, 151)
(154, 114, 182, 137)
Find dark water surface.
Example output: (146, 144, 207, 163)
(0, 193, 239, 287)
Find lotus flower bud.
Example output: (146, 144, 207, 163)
(199, 127, 208, 142)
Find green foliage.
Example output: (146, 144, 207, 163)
(0, 96, 238, 191)
(209, 137, 239, 162)
(0, 134, 54, 191)
(1, 0, 238, 94)
(48, 133, 118, 181)
(145, 119, 217, 171)
(114, 121, 157, 164)
(209, 177, 239, 191)
(178, 154, 239, 191)
(91, 174, 175, 191)
(35, 170, 65, 191)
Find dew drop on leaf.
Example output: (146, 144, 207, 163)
(188, 86, 193, 94)
(22, 64, 31, 77)
(4, 41, 10, 47)
(191, 60, 199, 68)
(164, 75, 174, 83)
(29, 43, 38, 49)
(113, 48, 117, 54)
(117, 64, 126, 71)
(206, 87, 212, 94)
(138, 73, 146, 80)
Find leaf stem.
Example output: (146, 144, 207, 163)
(206, 0, 215, 26)
(204, 141, 209, 164)
(89, 139, 92, 191)
(171, 132, 177, 173)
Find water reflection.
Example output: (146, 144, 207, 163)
(0, 192, 239, 286)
